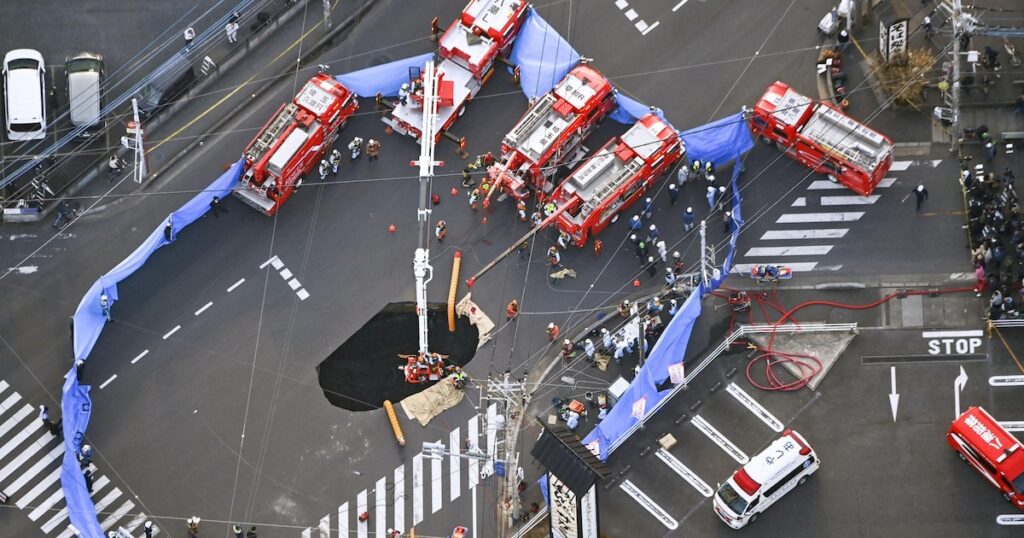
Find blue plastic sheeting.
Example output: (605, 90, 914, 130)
(61, 158, 245, 537)
(609, 93, 665, 125)
(680, 112, 754, 169)
(539, 474, 550, 506)
(335, 52, 435, 98)
(73, 159, 245, 360)
(60, 371, 101, 538)
(510, 8, 580, 99)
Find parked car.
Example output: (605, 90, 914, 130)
(66, 52, 105, 137)
(3, 49, 47, 140)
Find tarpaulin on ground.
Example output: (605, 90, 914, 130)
(680, 111, 753, 170)
(509, 8, 580, 99)
(60, 371, 102, 538)
(335, 52, 434, 98)
(400, 379, 465, 426)
(72, 159, 244, 361)
(583, 114, 749, 461)
(62, 158, 244, 537)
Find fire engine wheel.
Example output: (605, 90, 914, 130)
(340, 118, 349, 130)
(295, 178, 303, 190)
(458, 105, 466, 117)
(749, 513, 758, 523)
(958, 451, 967, 462)
(610, 214, 619, 223)
(1006, 492, 1015, 503)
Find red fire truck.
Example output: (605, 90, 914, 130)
(486, 63, 617, 201)
(234, 73, 358, 216)
(948, 406, 1024, 509)
(749, 81, 893, 196)
(549, 113, 684, 246)
(381, 0, 529, 143)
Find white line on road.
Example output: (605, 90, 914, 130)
(375, 477, 387, 538)
(777, 212, 864, 223)
(431, 440, 443, 514)
(16, 463, 62, 509)
(0, 414, 41, 461)
(468, 415, 480, 490)
(394, 466, 405, 533)
(338, 502, 348, 538)
(641, 21, 660, 35)
(744, 245, 833, 257)
(791, 197, 806, 207)
(280, 268, 293, 280)
(672, 0, 689, 11)
(297, 289, 310, 301)
(997, 514, 1024, 525)
(726, 383, 784, 432)
(357, 490, 368, 538)
(808, 177, 897, 190)
(6, 443, 63, 495)
(990, 376, 1024, 387)
(760, 229, 848, 240)
(450, 427, 461, 501)
(624, 8, 638, 20)
(732, 262, 826, 274)
(655, 448, 713, 497)
(615, 0, 629, 8)
(820, 195, 881, 205)
(0, 391, 24, 420)
(99, 499, 136, 531)
(692, 415, 749, 464)
(270, 258, 284, 270)
(922, 330, 984, 338)
(258, 256, 279, 269)
(226, 278, 245, 292)
(999, 421, 1024, 432)
(412, 454, 424, 525)
(194, 301, 213, 316)
(99, 374, 117, 389)
(619, 480, 678, 529)
(287, 278, 302, 290)
(130, 349, 149, 364)
(890, 160, 912, 171)
(162, 325, 181, 339)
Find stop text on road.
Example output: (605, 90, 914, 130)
(922, 330, 983, 356)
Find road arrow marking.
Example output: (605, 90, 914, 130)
(989, 375, 1024, 387)
(889, 366, 900, 422)
(954, 365, 968, 418)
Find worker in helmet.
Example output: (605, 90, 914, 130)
(469, 189, 481, 210)
(561, 338, 574, 364)
(618, 299, 631, 317)
(691, 159, 703, 180)
(704, 160, 714, 179)
(544, 202, 557, 217)
(546, 322, 559, 340)
(516, 200, 528, 222)
(557, 231, 570, 249)
(348, 137, 364, 160)
(366, 139, 382, 161)
(328, 148, 342, 176)
(398, 83, 410, 106)
(435, 220, 447, 241)
(547, 246, 561, 267)
(318, 159, 330, 182)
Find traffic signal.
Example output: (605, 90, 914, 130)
(422, 441, 446, 460)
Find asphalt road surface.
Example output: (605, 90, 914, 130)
(1, 1, 1019, 537)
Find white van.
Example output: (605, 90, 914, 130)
(66, 52, 105, 137)
(713, 429, 819, 529)
(3, 49, 47, 140)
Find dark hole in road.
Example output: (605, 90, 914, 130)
(316, 302, 478, 411)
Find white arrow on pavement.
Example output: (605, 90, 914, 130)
(954, 365, 969, 418)
(989, 375, 1024, 387)
(889, 366, 900, 422)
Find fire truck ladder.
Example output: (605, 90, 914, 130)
(578, 158, 643, 218)
(245, 103, 299, 166)
(504, 94, 555, 148)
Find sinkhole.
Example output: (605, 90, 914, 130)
(316, 302, 479, 411)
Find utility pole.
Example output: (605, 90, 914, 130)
(949, 0, 962, 154)
(483, 369, 529, 536)
(698, 220, 716, 288)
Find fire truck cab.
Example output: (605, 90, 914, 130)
(235, 73, 357, 216)
(948, 406, 1024, 509)
(750, 81, 893, 196)
(550, 113, 683, 246)
(383, 0, 529, 143)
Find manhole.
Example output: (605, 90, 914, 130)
(316, 302, 478, 411)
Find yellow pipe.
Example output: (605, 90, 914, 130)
(383, 400, 405, 446)
(449, 251, 462, 332)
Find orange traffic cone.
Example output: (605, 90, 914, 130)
(633, 279, 641, 287)
(481, 216, 488, 225)
(451, 187, 459, 196)
(388, 224, 396, 233)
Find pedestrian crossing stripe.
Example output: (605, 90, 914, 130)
(807, 177, 897, 190)
(760, 229, 848, 240)
(820, 195, 880, 205)
(776, 212, 864, 223)
(744, 245, 833, 257)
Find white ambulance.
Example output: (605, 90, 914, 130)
(713, 429, 819, 529)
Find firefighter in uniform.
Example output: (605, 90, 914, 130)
(435, 220, 447, 241)
(318, 159, 330, 182)
(547, 246, 561, 267)
(328, 149, 342, 176)
(516, 200, 528, 222)
(348, 137, 364, 160)
(691, 159, 703, 181)
(557, 231, 570, 249)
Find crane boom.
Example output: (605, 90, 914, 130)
(465, 201, 572, 288)
(413, 61, 442, 355)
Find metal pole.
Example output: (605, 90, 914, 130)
(950, 0, 962, 154)
(699, 220, 709, 288)
(322, 0, 332, 29)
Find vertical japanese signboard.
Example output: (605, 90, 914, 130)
(548, 474, 599, 538)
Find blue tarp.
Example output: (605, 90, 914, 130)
(538, 474, 550, 506)
(582, 114, 750, 461)
(335, 53, 435, 98)
(62, 158, 244, 538)
(609, 93, 665, 125)
(680, 112, 754, 170)
(509, 9, 580, 99)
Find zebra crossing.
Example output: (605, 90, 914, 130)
(617, 382, 787, 529)
(0, 379, 160, 538)
(733, 160, 929, 275)
(301, 404, 498, 537)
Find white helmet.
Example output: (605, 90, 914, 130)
(601, 328, 609, 334)
(917, 185, 924, 192)
(585, 339, 593, 345)
(649, 224, 656, 231)
(673, 251, 680, 258)
(564, 339, 571, 346)
(718, 186, 726, 193)
(645, 197, 652, 203)
(547, 322, 555, 329)
(145, 521, 153, 529)
(632, 215, 640, 222)
(686, 207, 693, 214)
(401, 83, 409, 91)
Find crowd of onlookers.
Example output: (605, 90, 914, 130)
(967, 160, 1022, 320)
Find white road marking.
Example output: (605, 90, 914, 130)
(634, 19, 647, 31)
(0, 410, 41, 460)
(338, 502, 349, 538)
(288, 278, 302, 290)
(319, 515, 330, 538)
(890, 160, 912, 171)
(270, 258, 284, 270)
(99, 499, 136, 531)
(468, 415, 480, 489)
(808, 177, 897, 190)
(777, 212, 864, 223)
(450, 427, 461, 501)
(36, 470, 103, 526)
(922, 330, 983, 338)
(0, 432, 49, 482)
(760, 229, 848, 240)
(997, 514, 1024, 525)
(615, 0, 629, 8)
(162, 325, 181, 339)
(259, 256, 279, 269)
(131, 349, 150, 364)
(375, 477, 387, 538)
(393, 466, 404, 533)
(726, 383, 784, 432)
(624, 8, 638, 20)
(99, 374, 118, 390)
(879, 177, 897, 188)
(54, 486, 122, 538)
(412, 454, 424, 525)
(999, 421, 1024, 432)
(991, 376, 1024, 387)
(791, 197, 806, 207)
(297, 289, 310, 301)
(0, 380, 8, 394)
(744, 245, 833, 257)
(821, 195, 880, 205)
(692, 415, 749, 464)
(5, 443, 63, 495)
(280, 268, 293, 280)
(641, 21, 660, 35)
(619, 479, 678, 529)
(672, 0, 689, 11)
(486, 403, 497, 476)
(357, 489, 368, 538)
(16, 463, 62, 509)
(431, 440, 443, 514)
(655, 448, 713, 497)
(194, 301, 213, 316)
(732, 262, 823, 274)
(301, 529, 311, 538)
(227, 278, 245, 292)
(0, 399, 28, 435)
